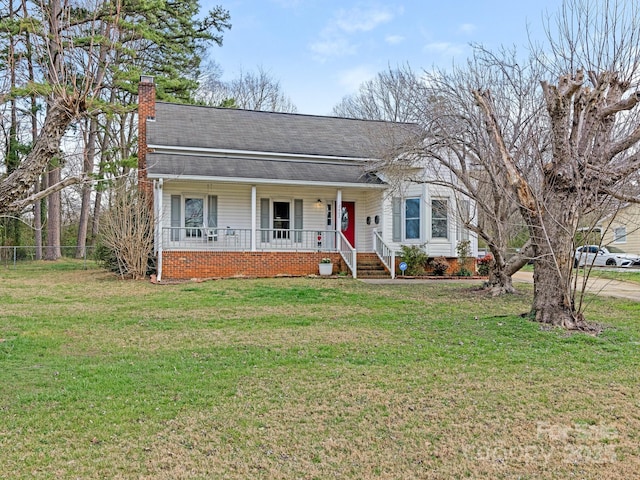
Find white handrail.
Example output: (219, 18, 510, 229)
(373, 230, 395, 279)
(162, 227, 339, 252)
(338, 231, 357, 278)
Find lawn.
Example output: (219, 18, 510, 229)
(1, 260, 639, 479)
(582, 267, 640, 285)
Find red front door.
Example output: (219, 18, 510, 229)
(340, 201, 355, 246)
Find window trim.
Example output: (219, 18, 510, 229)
(184, 196, 204, 237)
(169, 194, 218, 241)
(431, 198, 449, 240)
(272, 200, 291, 240)
(613, 226, 627, 243)
(404, 197, 421, 240)
(392, 196, 423, 242)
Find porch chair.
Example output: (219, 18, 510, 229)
(223, 226, 239, 246)
(202, 226, 218, 241)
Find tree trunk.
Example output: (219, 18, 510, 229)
(517, 196, 590, 329)
(486, 266, 516, 295)
(484, 246, 517, 295)
(34, 177, 43, 260)
(45, 166, 62, 261)
(76, 117, 98, 258)
(528, 184, 596, 330)
(91, 181, 103, 247)
(473, 88, 595, 331)
(0, 97, 82, 215)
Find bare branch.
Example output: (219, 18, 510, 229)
(8, 175, 89, 213)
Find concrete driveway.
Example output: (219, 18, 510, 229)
(512, 271, 640, 302)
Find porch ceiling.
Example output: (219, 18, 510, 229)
(147, 152, 386, 186)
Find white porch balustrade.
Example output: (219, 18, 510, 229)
(161, 227, 341, 252)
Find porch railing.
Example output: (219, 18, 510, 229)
(373, 230, 395, 279)
(161, 227, 340, 252)
(338, 231, 357, 278)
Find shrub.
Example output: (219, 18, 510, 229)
(400, 244, 428, 275)
(431, 256, 450, 276)
(94, 242, 119, 272)
(98, 185, 154, 279)
(477, 254, 493, 276)
(455, 240, 472, 276)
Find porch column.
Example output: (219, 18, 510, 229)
(156, 179, 164, 282)
(251, 185, 257, 251)
(336, 189, 342, 238)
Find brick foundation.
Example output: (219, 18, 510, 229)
(161, 251, 344, 280)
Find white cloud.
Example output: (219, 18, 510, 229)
(309, 4, 398, 61)
(335, 6, 394, 33)
(385, 34, 404, 45)
(310, 36, 358, 61)
(337, 65, 377, 91)
(424, 42, 466, 57)
(458, 23, 476, 35)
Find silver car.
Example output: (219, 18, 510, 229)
(574, 245, 640, 268)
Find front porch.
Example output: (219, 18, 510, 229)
(153, 180, 397, 281)
(156, 227, 396, 281)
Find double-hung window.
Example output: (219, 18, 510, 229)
(405, 198, 421, 240)
(169, 194, 217, 240)
(392, 197, 422, 241)
(185, 197, 204, 237)
(613, 226, 627, 243)
(431, 199, 448, 239)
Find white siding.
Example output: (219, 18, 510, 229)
(602, 204, 640, 254)
(158, 179, 383, 250)
(379, 183, 477, 258)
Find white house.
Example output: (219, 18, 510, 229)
(137, 76, 477, 280)
(601, 203, 640, 254)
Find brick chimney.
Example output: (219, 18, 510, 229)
(138, 75, 156, 196)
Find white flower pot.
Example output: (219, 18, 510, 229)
(319, 263, 333, 275)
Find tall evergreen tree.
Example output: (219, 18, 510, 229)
(0, 0, 231, 226)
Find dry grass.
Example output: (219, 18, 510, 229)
(1, 260, 639, 479)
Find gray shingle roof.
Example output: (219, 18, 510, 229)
(147, 103, 419, 159)
(146, 153, 384, 185)
(145, 103, 422, 185)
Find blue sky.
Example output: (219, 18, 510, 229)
(201, 0, 564, 115)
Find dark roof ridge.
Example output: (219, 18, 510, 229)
(154, 101, 418, 126)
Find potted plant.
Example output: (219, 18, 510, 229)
(319, 257, 333, 276)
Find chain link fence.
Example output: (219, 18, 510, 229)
(0, 246, 98, 269)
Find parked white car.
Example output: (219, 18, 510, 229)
(574, 245, 640, 268)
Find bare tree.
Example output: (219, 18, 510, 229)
(416, 47, 548, 294)
(197, 65, 298, 112)
(332, 65, 422, 122)
(475, 0, 640, 329)
(332, 63, 538, 294)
